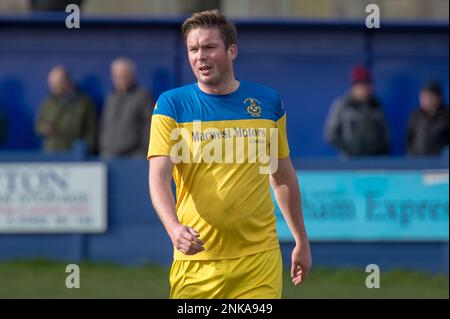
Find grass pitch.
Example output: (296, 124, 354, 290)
(0, 259, 447, 299)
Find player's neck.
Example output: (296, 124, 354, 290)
(198, 77, 239, 95)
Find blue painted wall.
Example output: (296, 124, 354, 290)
(0, 149, 448, 273)
(0, 16, 448, 156)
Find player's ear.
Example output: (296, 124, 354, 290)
(227, 44, 238, 60)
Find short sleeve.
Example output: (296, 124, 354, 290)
(276, 113, 290, 159)
(147, 96, 177, 159)
(275, 96, 290, 159)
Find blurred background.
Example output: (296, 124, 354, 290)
(0, 0, 448, 298)
(1, 0, 449, 19)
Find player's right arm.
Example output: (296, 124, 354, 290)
(148, 156, 205, 255)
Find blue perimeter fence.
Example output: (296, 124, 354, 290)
(0, 147, 448, 274)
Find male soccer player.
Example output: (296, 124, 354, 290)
(148, 10, 311, 299)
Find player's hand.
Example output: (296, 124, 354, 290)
(169, 223, 205, 255)
(291, 241, 312, 285)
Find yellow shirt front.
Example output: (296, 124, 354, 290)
(148, 81, 290, 260)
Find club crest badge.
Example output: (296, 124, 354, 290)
(244, 98, 262, 117)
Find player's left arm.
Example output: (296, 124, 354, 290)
(270, 157, 312, 285)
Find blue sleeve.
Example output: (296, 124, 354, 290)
(152, 93, 177, 120)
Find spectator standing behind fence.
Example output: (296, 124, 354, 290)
(35, 65, 97, 153)
(324, 65, 390, 156)
(99, 57, 152, 158)
(406, 80, 449, 156)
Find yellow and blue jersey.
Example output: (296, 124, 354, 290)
(148, 80, 290, 260)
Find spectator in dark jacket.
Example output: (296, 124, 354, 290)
(324, 65, 390, 156)
(406, 80, 449, 156)
(99, 57, 153, 158)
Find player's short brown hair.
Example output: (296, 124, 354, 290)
(181, 9, 237, 48)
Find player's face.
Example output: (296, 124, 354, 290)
(186, 27, 236, 88)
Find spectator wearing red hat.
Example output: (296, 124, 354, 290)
(406, 80, 449, 156)
(324, 65, 390, 156)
